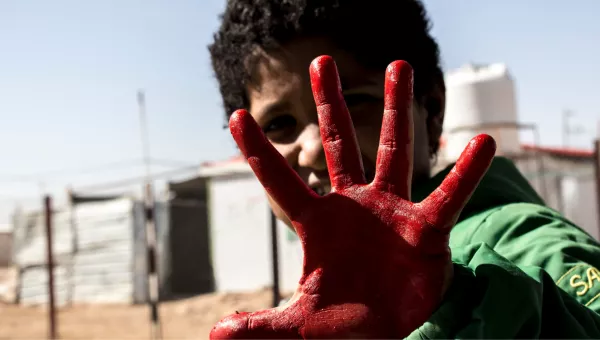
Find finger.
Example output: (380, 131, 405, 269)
(229, 110, 315, 222)
(372, 61, 414, 199)
(310, 55, 366, 190)
(210, 310, 300, 339)
(420, 134, 496, 229)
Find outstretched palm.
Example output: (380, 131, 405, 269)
(210, 56, 496, 339)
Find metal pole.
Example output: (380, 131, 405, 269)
(144, 183, 162, 340)
(270, 209, 280, 307)
(44, 196, 57, 339)
(137, 91, 162, 340)
(137, 90, 152, 180)
(594, 140, 600, 240)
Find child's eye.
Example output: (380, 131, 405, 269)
(262, 114, 297, 143)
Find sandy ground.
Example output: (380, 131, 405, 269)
(0, 288, 292, 339)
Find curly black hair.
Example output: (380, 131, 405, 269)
(209, 0, 445, 153)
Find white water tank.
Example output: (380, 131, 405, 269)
(442, 63, 520, 162)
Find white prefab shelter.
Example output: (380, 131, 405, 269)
(203, 159, 304, 294)
(443, 63, 521, 161)
(208, 171, 273, 292)
(512, 147, 599, 241)
(172, 157, 304, 294)
(561, 175, 599, 240)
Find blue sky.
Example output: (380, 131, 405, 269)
(0, 0, 599, 227)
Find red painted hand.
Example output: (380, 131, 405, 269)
(210, 56, 496, 339)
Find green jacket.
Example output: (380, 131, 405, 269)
(408, 157, 600, 339)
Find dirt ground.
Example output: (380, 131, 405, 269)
(0, 288, 292, 339)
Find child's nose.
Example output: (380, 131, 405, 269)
(298, 123, 327, 171)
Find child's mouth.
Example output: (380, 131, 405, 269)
(312, 185, 331, 197)
(310, 170, 375, 197)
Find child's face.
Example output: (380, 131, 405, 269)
(246, 37, 432, 226)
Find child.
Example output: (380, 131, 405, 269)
(208, 0, 600, 338)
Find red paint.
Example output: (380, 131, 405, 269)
(212, 56, 497, 339)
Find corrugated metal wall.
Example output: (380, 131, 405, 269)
(71, 199, 137, 304)
(13, 206, 73, 306)
(12, 197, 169, 305)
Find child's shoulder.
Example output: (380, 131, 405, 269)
(450, 202, 592, 249)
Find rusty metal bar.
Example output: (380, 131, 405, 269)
(143, 183, 162, 340)
(594, 140, 600, 239)
(44, 195, 57, 339)
(270, 209, 280, 307)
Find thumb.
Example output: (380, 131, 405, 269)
(210, 310, 299, 339)
(210, 312, 252, 339)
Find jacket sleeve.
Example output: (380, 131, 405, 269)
(407, 203, 600, 339)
